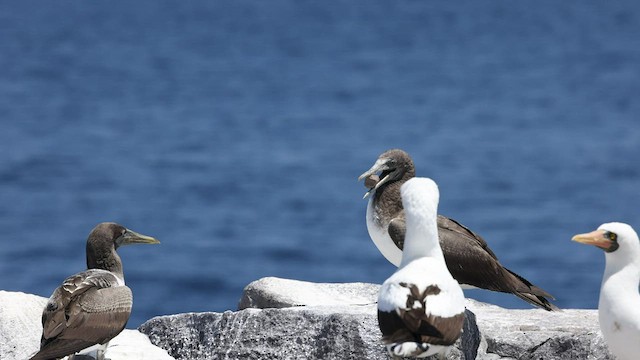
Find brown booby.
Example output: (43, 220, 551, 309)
(572, 222, 640, 360)
(29, 222, 160, 360)
(359, 149, 557, 311)
(378, 177, 465, 359)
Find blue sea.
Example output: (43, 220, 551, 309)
(1, 1, 639, 327)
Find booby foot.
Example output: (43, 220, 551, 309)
(387, 342, 430, 358)
(96, 342, 109, 360)
(387, 342, 451, 358)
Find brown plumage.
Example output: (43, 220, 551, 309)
(30, 222, 159, 360)
(360, 149, 558, 311)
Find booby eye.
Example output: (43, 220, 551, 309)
(603, 231, 620, 253)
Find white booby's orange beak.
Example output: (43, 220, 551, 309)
(572, 230, 614, 251)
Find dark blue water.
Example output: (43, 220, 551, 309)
(1, 1, 639, 327)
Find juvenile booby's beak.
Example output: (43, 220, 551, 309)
(358, 158, 393, 199)
(118, 229, 161, 246)
(572, 230, 613, 251)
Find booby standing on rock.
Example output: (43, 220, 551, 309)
(30, 222, 160, 360)
(378, 177, 465, 359)
(359, 149, 557, 311)
(572, 222, 640, 360)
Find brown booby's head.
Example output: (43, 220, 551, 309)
(90, 222, 160, 249)
(358, 149, 415, 199)
(86, 222, 160, 271)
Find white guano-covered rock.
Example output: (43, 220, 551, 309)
(238, 277, 380, 309)
(0, 290, 48, 359)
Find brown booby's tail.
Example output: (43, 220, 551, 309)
(506, 268, 559, 311)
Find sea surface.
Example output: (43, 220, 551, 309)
(1, 1, 639, 327)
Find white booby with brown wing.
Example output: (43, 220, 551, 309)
(360, 149, 557, 311)
(30, 222, 160, 360)
(377, 177, 465, 359)
(572, 222, 640, 360)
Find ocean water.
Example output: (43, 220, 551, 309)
(1, 1, 639, 327)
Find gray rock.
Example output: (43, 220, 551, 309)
(141, 277, 614, 360)
(3, 279, 613, 360)
(139, 303, 471, 360)
(140, 305, 388, 360)
(0, 290, 174, 360)
(238, 277, 380, 309)
(464, 300, 614, 360)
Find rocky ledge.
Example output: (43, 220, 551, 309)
(2, 278, 614, 360)
(140, 277, 613, 360)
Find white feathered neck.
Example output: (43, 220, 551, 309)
(399, 177, 445, 268)
(600, 222, 640, 290)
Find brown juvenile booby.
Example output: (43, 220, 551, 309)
(572, 222, 640, 360)
(378, 177, 465, 359)
(30, 222, 160, 360)
(359, 149, 557, 311)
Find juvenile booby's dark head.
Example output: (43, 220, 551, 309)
(358, 149, 415, 199)
(86, 222, 160, 271)
(89, 222, 160, 249)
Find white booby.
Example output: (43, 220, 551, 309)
(572, 222, 640, 360)
(378, 177, 465, 359)
(30, 222, 160, 360)
(359, 149, 557, 311)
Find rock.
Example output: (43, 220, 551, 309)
(72, 330, 175, 360)
(140, 302, 472, 360)
(463, 300, 613, 360)
(238, 277, 379, 309)
(4, 279, 615, 360)
(0, 290, 48, 359)
(0, 290, 174, 360)
(140, 305, 388, 360)
(141, 277, 614, 360)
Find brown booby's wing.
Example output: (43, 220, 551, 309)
(437, 215, 557, 310)
(437, 215, 498, 259)
(30, 270, 132, 360)
(391, 213, 513, 291)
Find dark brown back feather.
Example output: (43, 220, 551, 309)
(30, 338, 97, 360)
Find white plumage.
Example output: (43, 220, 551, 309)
(572, 222, 640, 360)
(366, 199, 404, 266)
(377, 178, 465, 359)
